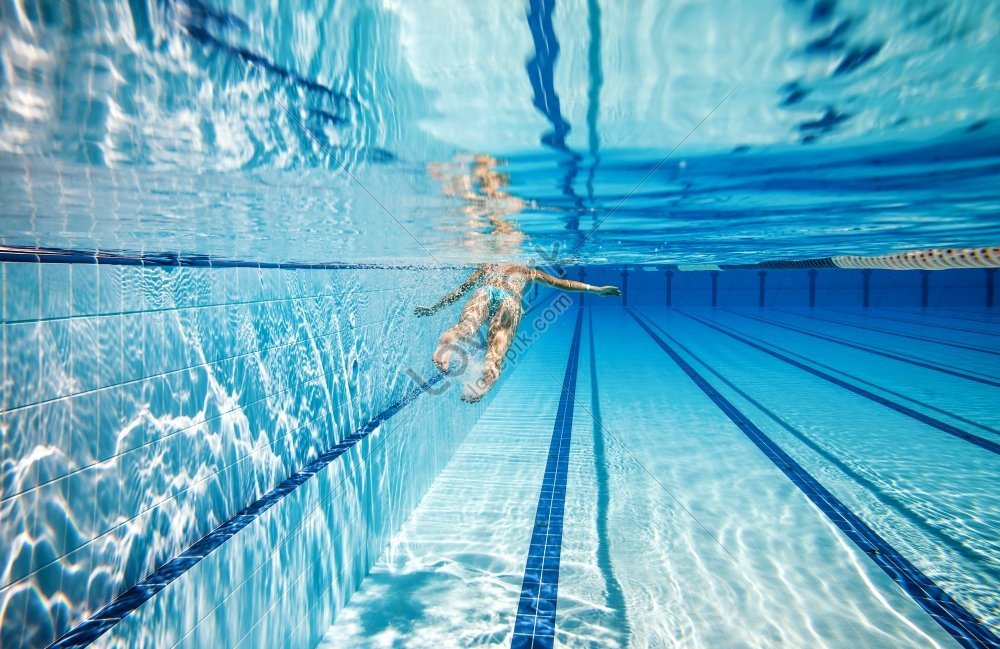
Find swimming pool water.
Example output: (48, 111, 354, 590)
(317, 300, 998, 648)
(0, 271, 997, 648)
(1, 0, 999, 647)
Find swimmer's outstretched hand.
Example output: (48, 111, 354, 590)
(414, 305, 435, 317)
(597, 286, 622, 297)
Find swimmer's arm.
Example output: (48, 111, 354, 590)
(530, 270, 622, 297)
(414, 268, 485, 316)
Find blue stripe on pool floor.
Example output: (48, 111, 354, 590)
(510, 308, 584, 649)
(826, 308, 1000, 338)
(772, 308, 1000, 357)
(648, 315, 999, 574)
(677, 309, 1000, 455)
(722, 308, 1000, 388)
(629, 308, 999, 649)
(47, 373, 446, 649)
(698, 311, 998, 439)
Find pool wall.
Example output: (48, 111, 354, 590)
(579, 267, 998, 309)
(0, 264, 487, 647)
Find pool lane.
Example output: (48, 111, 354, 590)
(827, 308, 1000, 339)
(630, 309, 997, 648)
(680, 310, 1000, 453)
(716, 308, 999, 437)
(555, 308, 958, 648)
(895, 308, 1000, 325)
(318, 311, 579, 648)
(722, 308, 1000, 389)
(716, 310, 1000, 439)
(770, 309, 1000, 373)
(767, 309, 1000, 377)
(774, 309, 1000, 357)
(639, 308, 999, 638)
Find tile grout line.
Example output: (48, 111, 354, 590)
(510, 308, 584, 649)
(629, 308, 999, 649)
(45, 373, 447, 649)
(1, 308, 405, 416)
(0, 283, 415, 326)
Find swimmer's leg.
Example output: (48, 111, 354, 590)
(463, 298, 522, 402)
(433, 290, 489, 372)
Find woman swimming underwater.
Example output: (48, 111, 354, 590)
(415, 263, 620, 401)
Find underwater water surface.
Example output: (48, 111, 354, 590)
(0, 0, 998, 263)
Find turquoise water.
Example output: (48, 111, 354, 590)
(1, 0, 999, 648)
(323, 304, 998, 647)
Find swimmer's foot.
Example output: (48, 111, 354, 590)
(433, 339, 454, 373)
(461, 365, 499, 403)
(460, 391, 483, 403)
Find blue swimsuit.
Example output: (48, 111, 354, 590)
(484, 284, 515, 315)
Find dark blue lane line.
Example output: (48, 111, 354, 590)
(711, 316, 1000, 439)
(48, 374, 446, 649)
(828, 308, 1000, 338)
(774, 308, 1000, 357)
(641, 315, 999, 574)
(716, 312, 1000, 438)
(910, 308, 1000, 324)
(723, 309, 1000, 388)
(827, 307, 1000, 339)
(627, 309, 999, 649)
(678, 310, 1000, 456)
(587, 308, 629, 644)
(511, 308, 584, 649)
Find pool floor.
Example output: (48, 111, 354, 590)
(319, 305, 998, 648)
